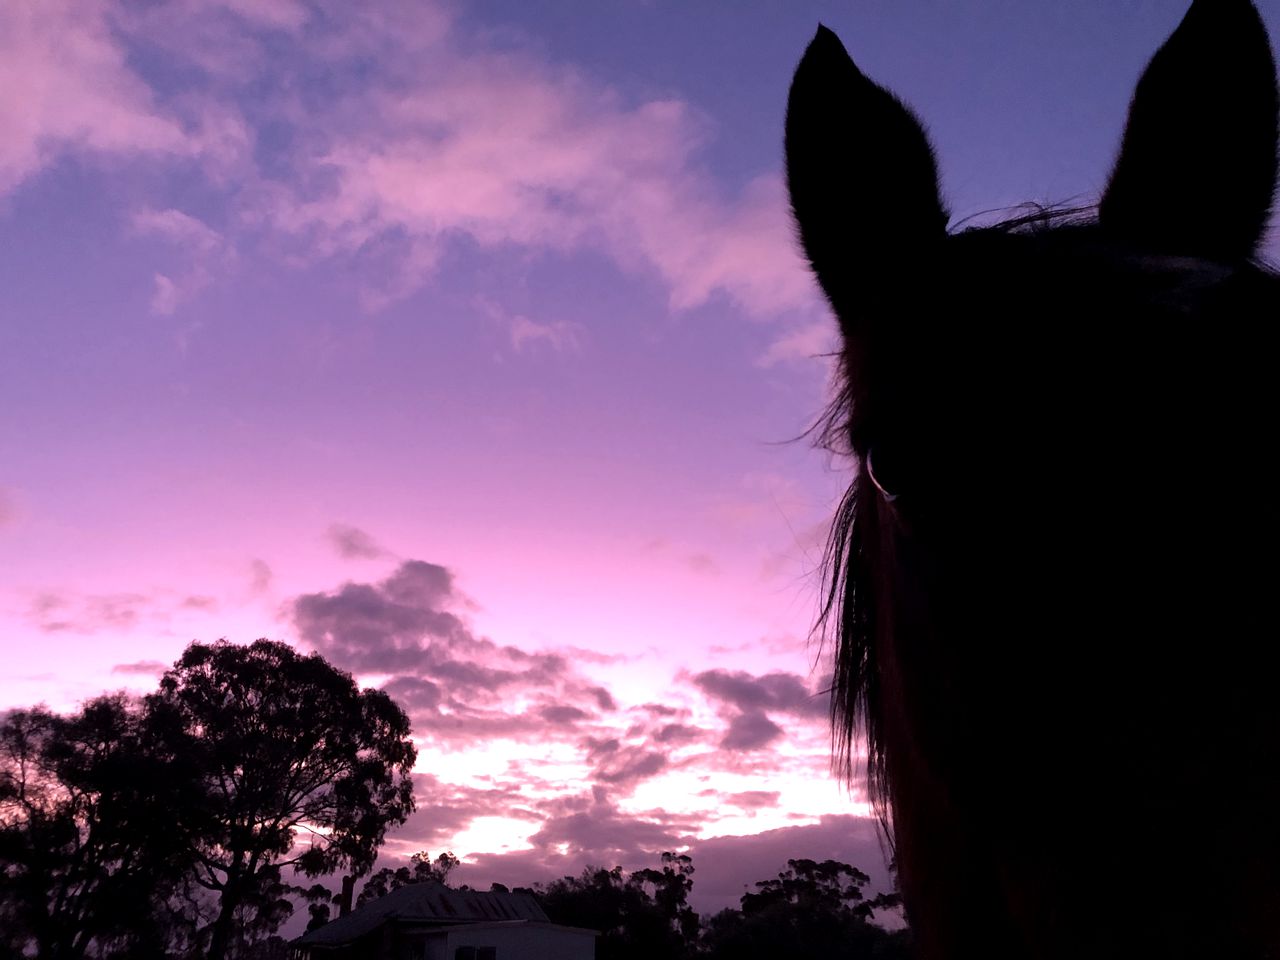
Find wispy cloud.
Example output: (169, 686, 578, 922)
(22, 587, 227, 640)
(326, 523, 392, 560)
(29, 591, 149, 633)
(111, 659, 168, 676)
(258, 40, 816, 314)
(248, 558, 274, 595)
(758, 320, 835, 367)
(4, 1, 823, 323)
(509, 315, 583, 355)
(0, 0, 238, 196)
(131, 207, 235, 315)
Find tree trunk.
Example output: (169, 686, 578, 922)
(206, 872, 242, 960)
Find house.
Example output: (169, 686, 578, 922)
(291, 882, 596, 960)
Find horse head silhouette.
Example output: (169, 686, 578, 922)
(787, 3, 1280, 956)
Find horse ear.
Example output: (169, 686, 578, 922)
(785, 26, 948, 341)
(1099, 0, 1279, 261)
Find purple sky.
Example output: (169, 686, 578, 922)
(4, 0, 1275, 914)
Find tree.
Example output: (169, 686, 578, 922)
(0, 696, 201, 960)
(356, 850, 460, 907)
(700, 858, 908, 960)
(536, 854, 698, 960)
(632, 852, 698, 945)
(147, 639, 417, 960)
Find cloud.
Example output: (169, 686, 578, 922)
(509, 315, 583, 355)
(285, 560, 859, 916)
(687, 669, 828, 754)
(111, 660, 168, 676)
(698, 789, 782, 811)
(593, 747, 667, 787)
(590, 687, 618, 712)
(653, 723, 702, 745)
(382, 675, 442, 711)
(758, 320, 836, 367)
(638, 703, 680, 718)
(0, 0, 212, 197)
(391, 773, 500, 850)
(242, 7, 819, 316)
(720, 710, 785, 751)
(326, 523, 391, 560)
(132, 206, 227, 256)
(214, 0, 308, 32)
(109, 0, 312, 86)
(291, 560, 611, 749)
(249, 558, 273, 594)
(292, 559, 464, 671)
(29, 591, 149, 633)
(5, 1, 823, 325)
(21, 588, 231, 643)
(131, 207, 234, 315)
(524, 790, 702, 863)
(148, 275, 182, 316)
(539, 705, 591, 726)
(693, 669, 828, 719)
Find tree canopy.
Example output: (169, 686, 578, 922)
(1, 639, 417, 960)
(535, 853, 697, 960)
(355, 850, 461, 909)
(148, 639, 417, 960)
(535, 853, 907, 960)
(0, 695, 202, 960)
(702, 858, 908, 960)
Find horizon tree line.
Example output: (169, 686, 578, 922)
(1, 638, 907, 959)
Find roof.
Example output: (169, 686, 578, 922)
(406, 920, 598, 937)
(297, 883, 551, 946)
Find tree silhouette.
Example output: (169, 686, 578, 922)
(536, 854, 697, 960)
(0, 696, 202, 960)
(631, 852, 698, 945)
(355, 850, 461, 907)
(147, 639, 417, 960)
(701, 858, 908, 960)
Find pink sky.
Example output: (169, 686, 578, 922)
(4, 0, 1274, 914)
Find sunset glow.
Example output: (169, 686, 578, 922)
(4, 0, 1274, 918)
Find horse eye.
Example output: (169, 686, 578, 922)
(864, 447, 901, 503)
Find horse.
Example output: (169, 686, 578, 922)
(786, 2, 1280, 957)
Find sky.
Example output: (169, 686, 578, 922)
(4, 0, 1277, 916)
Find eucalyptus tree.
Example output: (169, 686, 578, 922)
(148, 639, 417, 960)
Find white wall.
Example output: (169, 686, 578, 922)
(445, 925, 595, 960)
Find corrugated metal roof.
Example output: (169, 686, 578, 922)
(400, 920, 598, 936)
(297, 883, 550, 946)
